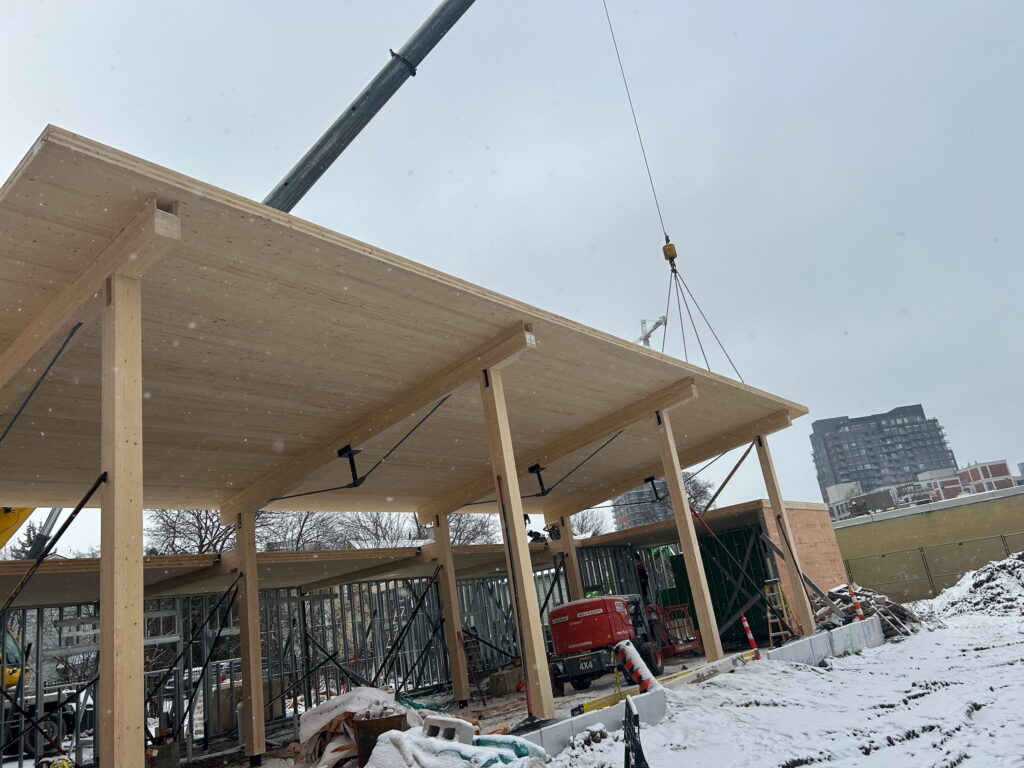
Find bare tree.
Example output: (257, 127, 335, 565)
(257, 511, 344, 551)
(447, 513, 499, 545)
(51, 649, 98, 685)
(144, 509, 238, 554)
(68, 545, 101, 558)
(570, 508, 606, 538)
(329, 511, 499, 548)
(334, 511, 424, 548)
(685, 473, 715, 513)
(143, 507, 499, 554)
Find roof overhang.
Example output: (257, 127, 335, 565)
(0, 126, 807, 520)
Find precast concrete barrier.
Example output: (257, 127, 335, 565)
(764, 615, 884, 665)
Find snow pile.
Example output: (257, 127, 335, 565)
(920, 551, 1024, 617)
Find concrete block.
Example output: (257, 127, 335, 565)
(521, 687, 666, 757)
(422, 714, 475, 745)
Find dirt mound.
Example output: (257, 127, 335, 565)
(922, 552, 1024, 617)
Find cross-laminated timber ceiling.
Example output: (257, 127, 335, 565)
(0, 126, 807, 514)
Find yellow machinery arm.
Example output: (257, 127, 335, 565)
(0, 509, 32, 688)
(0, 507, 34, 550)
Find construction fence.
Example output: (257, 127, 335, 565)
(843, 531, 1024, 602)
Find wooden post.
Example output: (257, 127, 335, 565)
(479, 366, 555, 718)
(553, 514, 585, 601)
(756, 435, 817, 635)
(236, 511, 266, 761)
(432, 512, 471, 704)
(654, 409, 724, 662)
(99, 274, 145, 767)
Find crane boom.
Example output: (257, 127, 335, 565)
(264, 0, 477, 212)
(27, 507, 62, 559)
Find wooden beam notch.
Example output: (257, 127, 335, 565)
(0, 196, 180, 398)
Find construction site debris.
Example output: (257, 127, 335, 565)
(488, 666, 524, 697)
(914, 551, 1024, 618)
(812, 583, 922, 638)
(292, 687, 417, 768)
(565, 724, 609, 749)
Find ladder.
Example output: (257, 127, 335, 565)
(458, 630, 487, 706)
(763, 578, 794, 648)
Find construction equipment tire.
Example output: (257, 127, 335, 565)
(550, 665, 565, 697)
(640, 641, 664, 676)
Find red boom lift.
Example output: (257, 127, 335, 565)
(547, 594, 702, 696)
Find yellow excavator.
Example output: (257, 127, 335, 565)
(0, 506, 38, 688)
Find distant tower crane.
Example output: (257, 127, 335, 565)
(635, 316, 666, 347)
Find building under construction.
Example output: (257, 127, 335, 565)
(0, 126, 854, 765)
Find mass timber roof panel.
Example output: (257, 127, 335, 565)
(0, 126, 806, 512)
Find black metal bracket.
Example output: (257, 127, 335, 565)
(645, 476, 662, 502)
(528, 463, 548, 496)
(337, 444, 364, 487)
(389, 48, 417, 76)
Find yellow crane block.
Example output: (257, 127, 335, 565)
(0, 507, 34, 550)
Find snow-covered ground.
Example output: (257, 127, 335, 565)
(226, 554, 1024, 767)
(552, 614, 1024, 767)
(552, 553, 1024, 768)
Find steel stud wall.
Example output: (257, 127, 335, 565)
(0, 543, 654, 764)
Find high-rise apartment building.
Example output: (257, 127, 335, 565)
(612, 478, 673, 530)
(810, 404, 956, 507)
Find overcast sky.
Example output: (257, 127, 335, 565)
(2, 1, 1020, 550)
